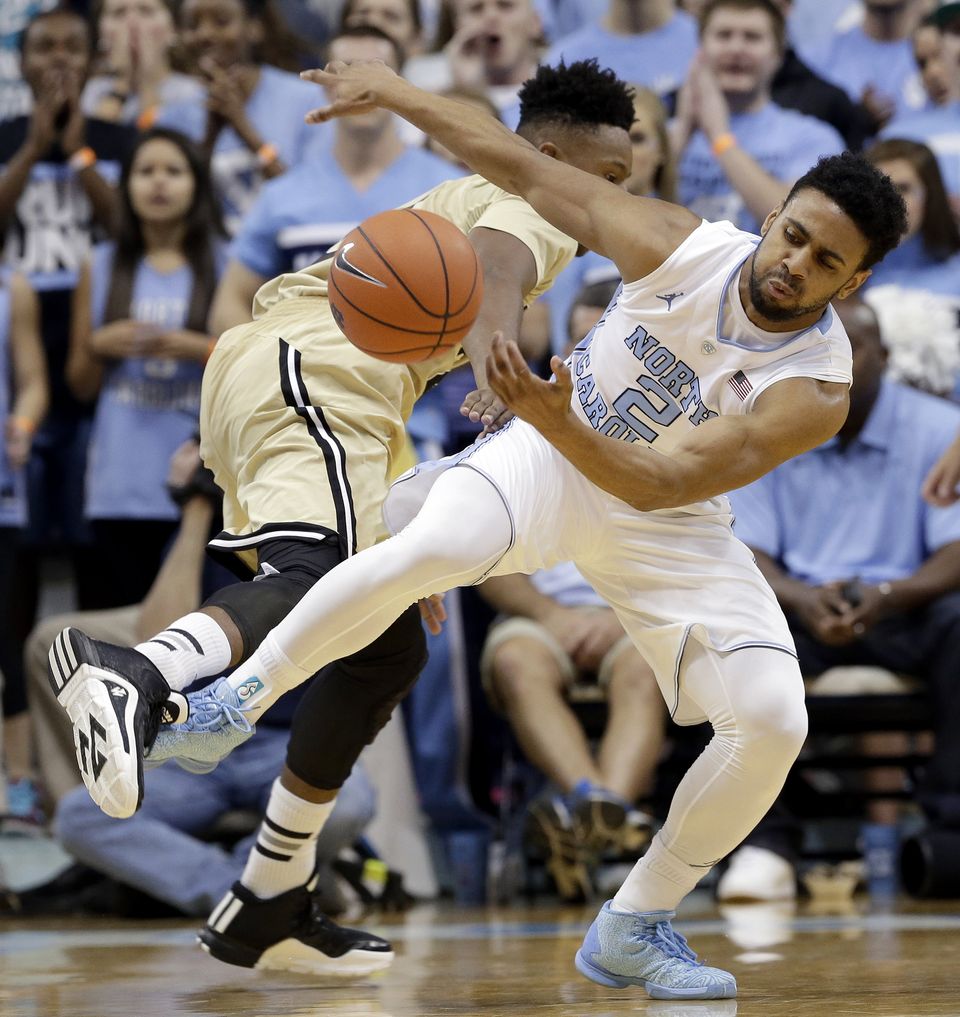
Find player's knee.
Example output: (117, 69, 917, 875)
(346, 605, 428, 681)
(392, 508, 508, 587)
(736, 683, 808, 762)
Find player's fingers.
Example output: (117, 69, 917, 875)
(300, 63, 347, 84)
(305, 105, 336, 123)
(482, 407, 514, 434)
(488, 334, 516, 379)
(459, 389, 481, 417)
(502, 339, 528, 373)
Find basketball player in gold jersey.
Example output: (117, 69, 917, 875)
(47, 57, 636, 974)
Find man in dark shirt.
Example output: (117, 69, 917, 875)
(0, 8, 135, 609)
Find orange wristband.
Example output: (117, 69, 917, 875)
(136, 104, 158, 131)
(9, 415, 37, 435)
(68, 146, 97, 172)
(711, 132, 737, 157)
(256, 142, 279, 168)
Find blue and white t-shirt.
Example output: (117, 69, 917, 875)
(231, 145, 460, 279)
(158, 65, 330, 235)
(84, 243, 223, 521)
(679, 102, 844, 234)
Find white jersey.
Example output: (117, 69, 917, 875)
(386, 219, 850, 719)
(570, 218, 852, 510)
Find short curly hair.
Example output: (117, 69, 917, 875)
(785, 151, 908, 269)
(517, 59, 635, 134)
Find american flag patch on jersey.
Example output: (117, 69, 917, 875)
(729, 370, 753, 400)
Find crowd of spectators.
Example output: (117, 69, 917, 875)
(3, 0, 960, 913)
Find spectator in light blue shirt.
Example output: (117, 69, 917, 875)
(675, 0, 844, 234)
(546, 0, 697, 106)
(725, 296, 960, 886)
(210, 26, 459, 334)
(158, 0, 330, 234)
(879, 17, 960, 203)
(803, 0, 928, 130)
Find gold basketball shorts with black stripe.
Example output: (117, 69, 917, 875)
(199, 311, 415, 574)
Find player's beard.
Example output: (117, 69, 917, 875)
(748, 263, 834, 323)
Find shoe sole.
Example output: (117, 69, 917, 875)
(526, 804, 591, 902)
(575, 949, 737, 999)
(47, 628, 143, 820)
(198, 928, 394, 977)
(577, 799, 628, 852)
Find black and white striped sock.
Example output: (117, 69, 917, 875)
(134, 612, 232, 691)
(241, 779, 335, 898)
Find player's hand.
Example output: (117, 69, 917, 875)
(460, 387, 513, 433)
(300, 60, 400, 123)
(486, 333, 573, 433)
(923, 433, 960, 505)
(419, 593, 447, 635)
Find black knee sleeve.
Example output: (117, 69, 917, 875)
(285, 604, 428, 789)
(204, 539, 342, 657)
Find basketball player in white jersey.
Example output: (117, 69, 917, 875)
(62, 59, 908, 997)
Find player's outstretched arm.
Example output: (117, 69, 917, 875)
(459, 227, 538, 431)
(301, 62, 699, 283)
(486, 335, 849, 510)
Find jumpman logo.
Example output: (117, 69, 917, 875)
(656, 291, 684, 311)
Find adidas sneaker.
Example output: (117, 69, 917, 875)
(47, 628, 187, 819)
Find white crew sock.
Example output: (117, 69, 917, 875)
(220, 632, 312, 722)
(241, 779, 336, 899)
(135, 611, 233, 691)
(612, 833, 710, 914)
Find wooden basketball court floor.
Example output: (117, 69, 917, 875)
(3, 893, 960, 1017)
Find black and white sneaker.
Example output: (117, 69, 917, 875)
(200, 880, 394, 977)
(47, 627, 188, 819)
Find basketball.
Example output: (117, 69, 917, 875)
(327, 208, 484, 364)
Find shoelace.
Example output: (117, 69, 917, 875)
(184, 687, 254, 734)
(634, 920, 700, 965)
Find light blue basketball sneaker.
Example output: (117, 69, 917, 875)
(145, 677, 255, 773)
(575, 901, 737, 1000)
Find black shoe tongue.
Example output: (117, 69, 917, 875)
(161, 691, 189, 725)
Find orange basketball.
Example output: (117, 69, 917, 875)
(327, 209, 484, 364)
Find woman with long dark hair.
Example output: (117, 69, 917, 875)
(67, 127, 224, 605)
(864, 138, 960, 399)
